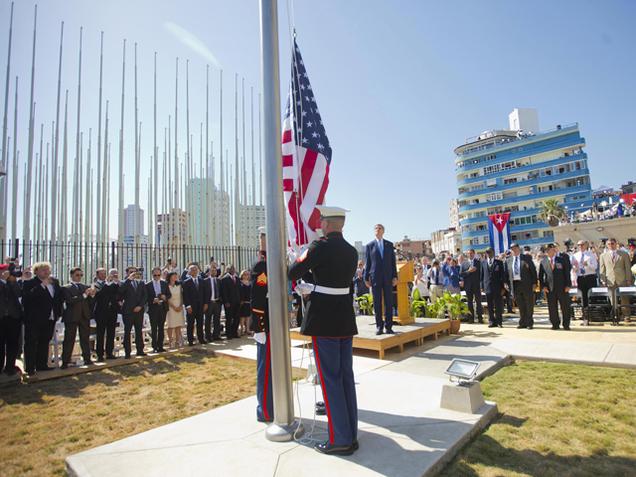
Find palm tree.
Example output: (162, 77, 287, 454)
(539, 198, 566, 226)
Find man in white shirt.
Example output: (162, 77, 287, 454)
(572, 240, 598, 311)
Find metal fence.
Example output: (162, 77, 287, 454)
(2, 239, 260, 281)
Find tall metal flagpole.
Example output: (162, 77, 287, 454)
(174, 58, 179, 211)
(258, 92, 263, 206)
(96, 31, 104, 245)
(219, 69, 224, 244)
(234, 74, 239, 245)
(24, 5, 38, 243)
(102, 101, 109, 244)
(51, 22, 64, 244)
(117, 39, 126, 242)
(241, 77, 247, 207)
(36, 123, 43, 241)
(205, 65, 210, 245)
(10, 77, 17, 241)
(134, 43, 139, 219)
(259, 0, 302, 441)
(85, 129, 92, 243)
(153, 52, 158, 246)
(0, 1, 14, 244)
(250, 86, 255, 205)
(61, 89, 69, 243)
(74, 27, 83, 242)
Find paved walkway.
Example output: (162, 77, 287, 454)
(65, 310, 635, 477)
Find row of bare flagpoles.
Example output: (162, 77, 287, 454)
(0, 2, 266, 258)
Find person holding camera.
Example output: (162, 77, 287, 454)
(61, 267, 96, 368)
(119, 266, 148, 358)
(0, 263, 23, 376)
(21, 262, 64, 375)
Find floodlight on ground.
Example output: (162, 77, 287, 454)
(445, 358, 480, 385)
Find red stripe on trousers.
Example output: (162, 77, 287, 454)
(312, 336, 335, 445)
(263, 335, 271, 421)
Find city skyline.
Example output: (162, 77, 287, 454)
(1, 0, 635, 245)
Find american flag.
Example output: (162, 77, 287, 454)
(282, 38, 331, 249)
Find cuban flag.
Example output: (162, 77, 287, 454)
(488, 213, 511, 255)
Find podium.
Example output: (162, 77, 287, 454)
(394, 261, 414, 325)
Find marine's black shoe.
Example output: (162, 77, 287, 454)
(353, 439, 359, 451)
(315, 441, 355, 456)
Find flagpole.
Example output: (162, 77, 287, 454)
(96, 31, 104, 246)
(0, 1, 14, 244)
(259, 0, 302, 441)
(52, 22, 63, 244)
(23, 4, 38, 243)
(117, 39, 126, 243)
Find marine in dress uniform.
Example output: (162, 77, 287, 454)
(288, 206, 359, 456)
(250, 227, 274, 422)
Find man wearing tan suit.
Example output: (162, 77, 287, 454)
(599, 238, 634, 320)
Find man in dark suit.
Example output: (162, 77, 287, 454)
(119, 266, 147, 358)
(460, 249, 483, 323)
(202, 264, 222, 341)
(505, 243, 538, 329)
(480, 248, 505, 328)
(364, 224, 398, 335)
(21, 261, 64, 375)
(182, 264, 206, 345)
(0, 264, 23, 376)
(146, 267, 170, 352)
(539, 243, 572, 330)
(93, 268, 120, 361)
(61, 267, 96, 368)
(220, 264, 241, 339)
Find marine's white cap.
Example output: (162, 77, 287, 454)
(316, 205, 349, 218)
(258, 226, 266, 235)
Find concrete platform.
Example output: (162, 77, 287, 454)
(66, 337, 501, 477)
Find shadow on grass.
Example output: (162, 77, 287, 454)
(442, 434, 636, 476)
(1, 348, 221, 404)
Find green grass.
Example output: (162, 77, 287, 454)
(441, 361, 636, 476)
(0, 349, 261, 477)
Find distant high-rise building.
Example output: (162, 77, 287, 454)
(236, 203, 265, 248)
(122, 204, 144, 241)
(455, 109, 593, 251)
(186, 178, 231, 246)
(430, 227, 462, 256)
(156, 208, 188, 245)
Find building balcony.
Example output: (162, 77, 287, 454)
(456, 152, 587, 186)
(458, 168, 590, 199)
(461, 221, 548, 238)
(458, 184, 592, 213)
(455, 123, 579, 160)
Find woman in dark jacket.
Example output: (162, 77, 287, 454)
(238, 270, 252, 336)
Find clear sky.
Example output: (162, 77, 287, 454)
(2, 0, 635, 245)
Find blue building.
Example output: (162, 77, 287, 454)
(454, 109, 593, 251)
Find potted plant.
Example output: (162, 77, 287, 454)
(410, 288, 427, 318)
(355, 293, 374, 316)
(426, 292, 469, 334)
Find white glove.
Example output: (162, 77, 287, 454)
(253, 332, 267, 345)
(295, 281, 314, 295)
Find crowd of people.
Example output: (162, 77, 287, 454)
(400, 238, 636, 329)
(0, 256, 260, 377)
(1, 232, 635, 379)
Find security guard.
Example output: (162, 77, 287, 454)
(288, 206, 359, 456)
(250, 226, 273, 422)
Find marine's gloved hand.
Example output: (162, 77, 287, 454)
(253, 332, 267, 344)
(295, 281, 314, 296)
